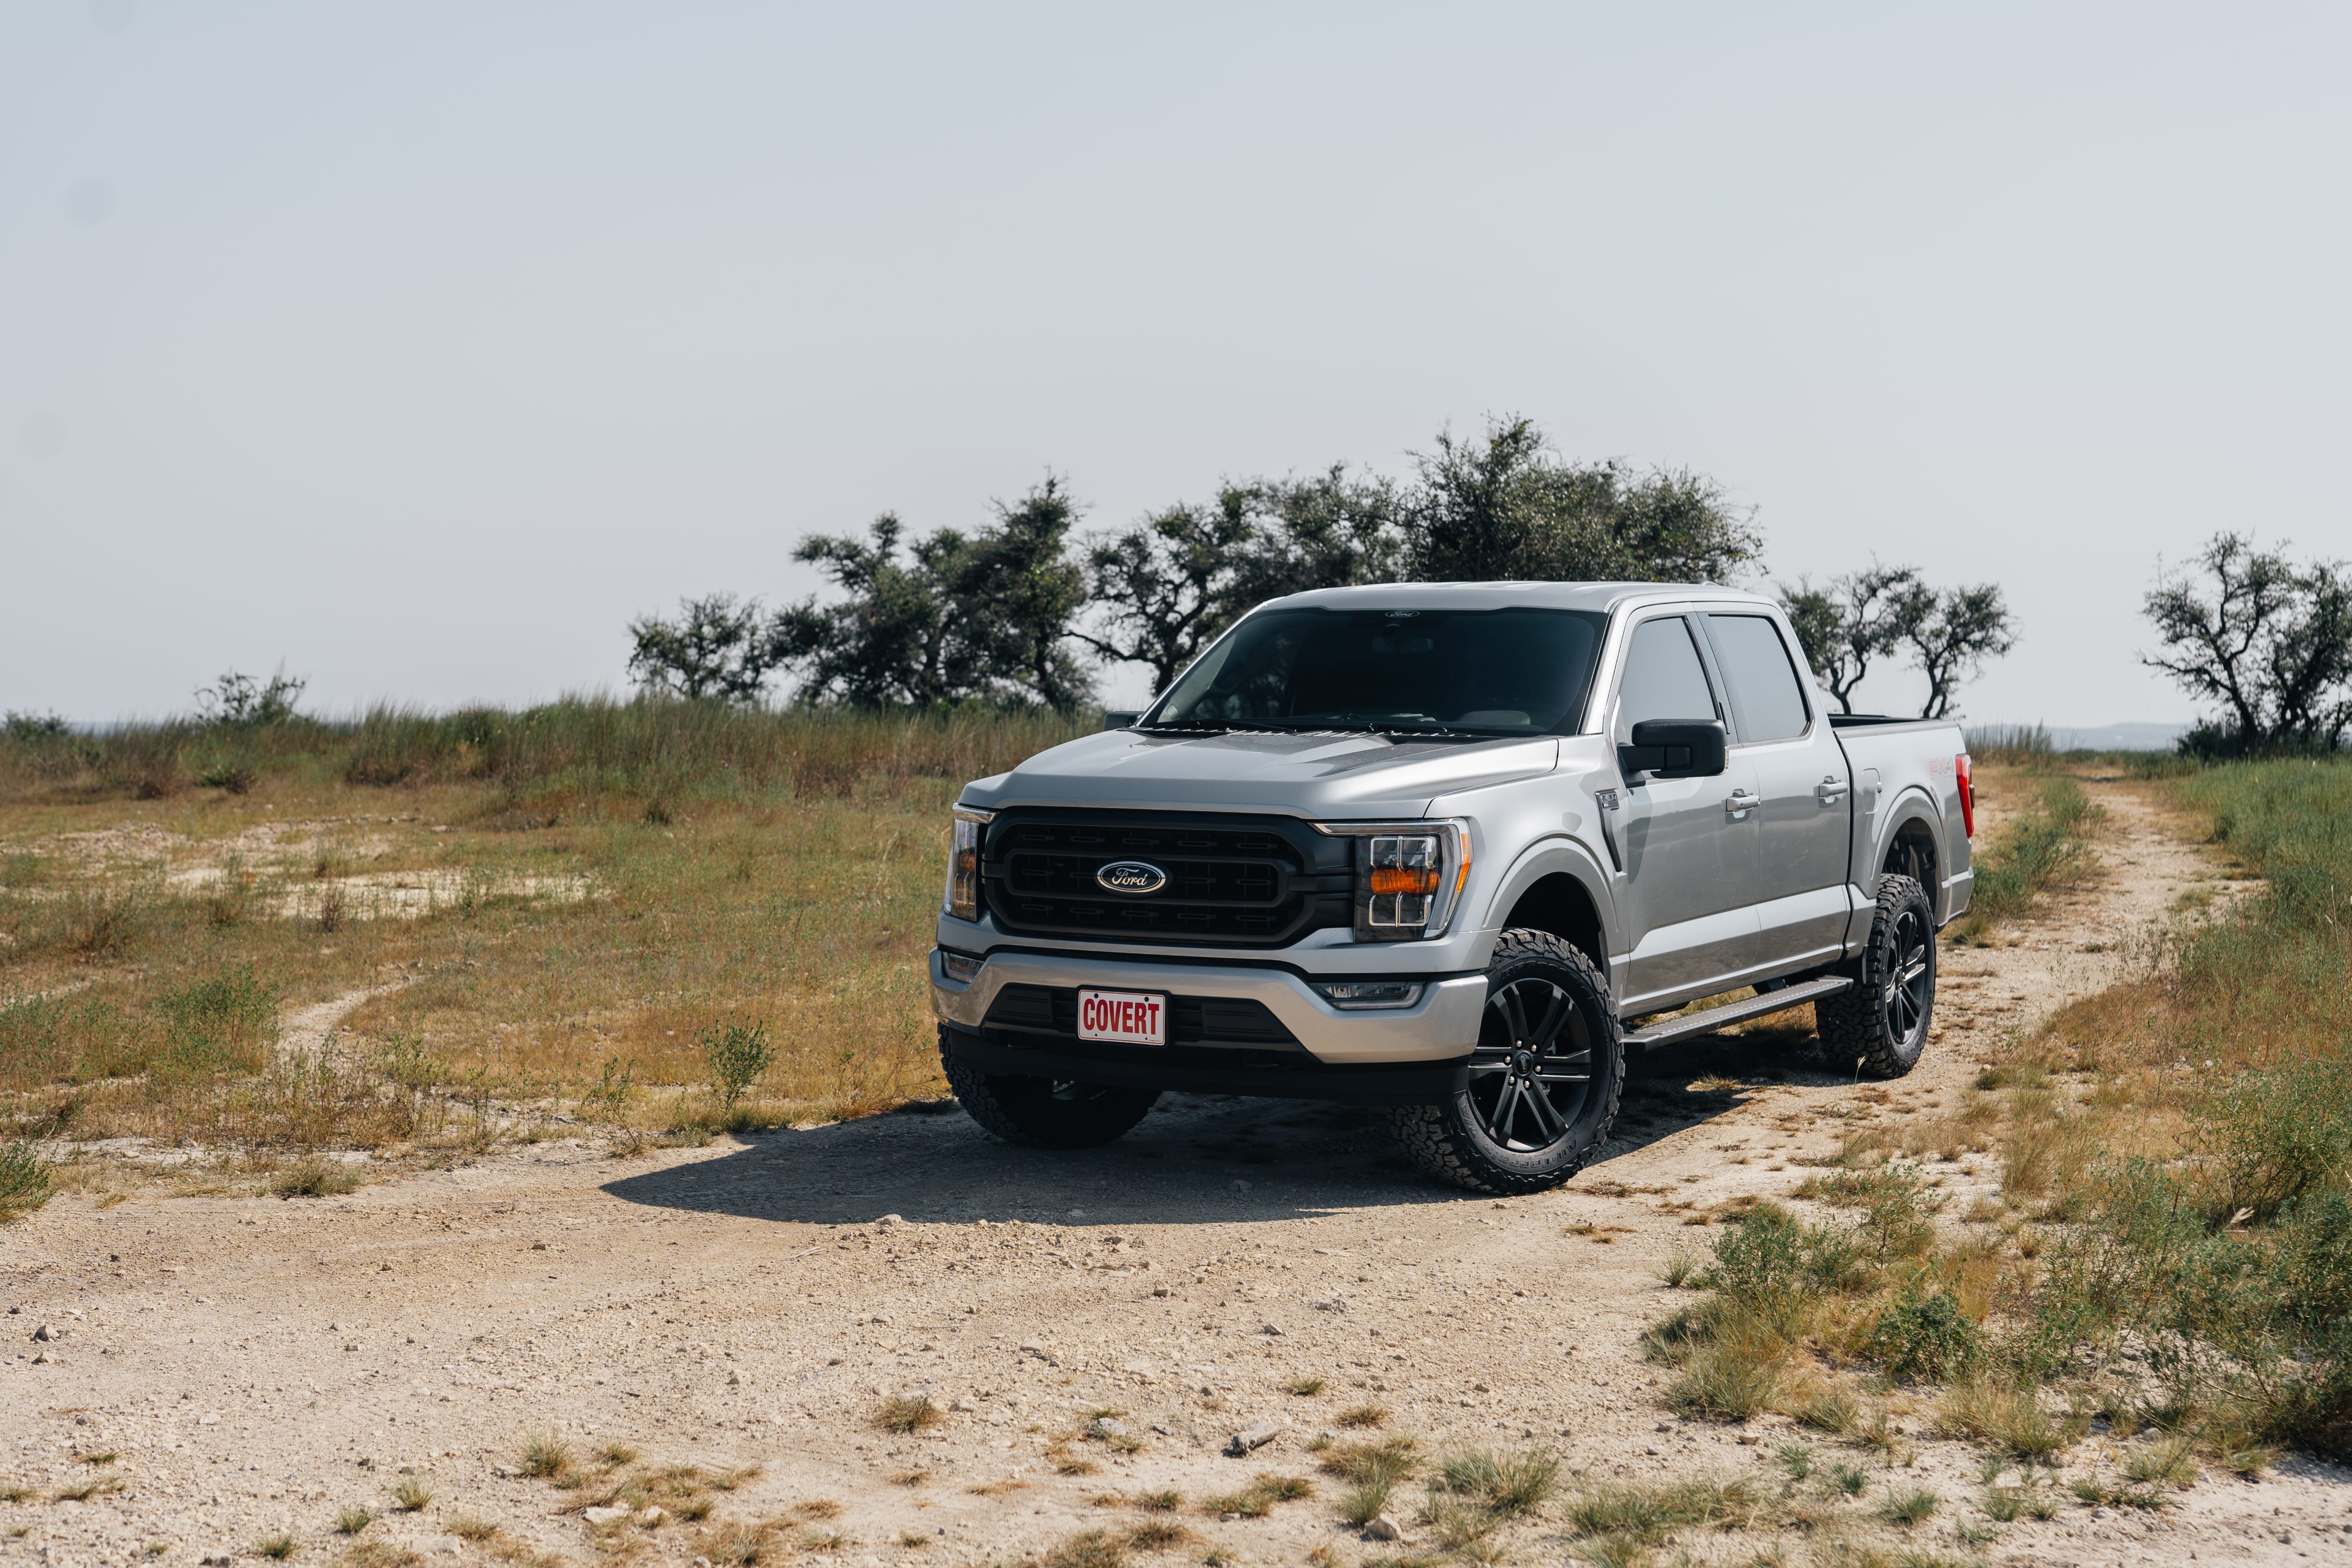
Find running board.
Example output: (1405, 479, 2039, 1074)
(1621, 976, 1853, 1051)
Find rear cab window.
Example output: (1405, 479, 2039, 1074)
(1701, 613, 1811, 743)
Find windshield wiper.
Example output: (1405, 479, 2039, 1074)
(1284, 716, 1519, 741)
(1134, 717, 1299, 734)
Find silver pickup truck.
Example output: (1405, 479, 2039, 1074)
(930, 581, 1975, 1193)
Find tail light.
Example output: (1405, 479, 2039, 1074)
(944, 807, 993, 920)
(1315, 820, 1472, 941)
(1955, 754, 1975, 838)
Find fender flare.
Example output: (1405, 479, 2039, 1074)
(1872, 787, 1951, 905)
(1475, 834, 1621, 975)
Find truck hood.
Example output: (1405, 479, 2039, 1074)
(960, 729, 1561, 819)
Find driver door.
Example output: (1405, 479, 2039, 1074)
(1607, 613, 1761, 1014)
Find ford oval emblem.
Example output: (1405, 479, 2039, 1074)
(1095, 860, 1168, 896)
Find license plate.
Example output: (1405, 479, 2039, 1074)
(1077, 989, 1169, 1046)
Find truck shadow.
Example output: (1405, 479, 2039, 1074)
(602, 1027, 1818, 1228)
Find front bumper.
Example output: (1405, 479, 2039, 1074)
(928, 947, 1486, 1066)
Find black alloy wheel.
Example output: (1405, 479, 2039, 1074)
(1816, 872, 1936, 1079)
(1390, 929, 1624, 1195)
(1468, 974, 1599, 1153)
(1883, 903, 1932, 1045)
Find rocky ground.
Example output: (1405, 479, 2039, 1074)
(8, 775, 2350, 1568)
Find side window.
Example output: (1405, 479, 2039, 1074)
(1614, 616, 1719, 741)
(1705, 614, 1811, 742)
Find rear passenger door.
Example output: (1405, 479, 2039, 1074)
(1699, 611, 1854, 973)
(1609, 613, 1761, 1013)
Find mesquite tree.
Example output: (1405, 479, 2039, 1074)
(2143, 533, 2352, 754)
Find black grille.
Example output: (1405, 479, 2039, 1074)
(981, 809, 1353, 947)
(983, 984, 1299, 1047)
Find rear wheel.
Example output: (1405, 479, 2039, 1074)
(1816, 873, 1935, 1078)
(1389, 930, 1623, 1195)
(939, 1031, 1161, 1148)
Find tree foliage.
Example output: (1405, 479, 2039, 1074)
(627, 594, 792, 703)
(770, 480, 1093, 713)
(1776, 566, 1930, 715)
(1075, 466, 1405, 694)
(631, 416, 2030, 716)
(2143, 533, 2352, 755)
(1906, 583, 2018, 721)
(1406, 416, 1762, 586)
(1777, 569, 2014, 720)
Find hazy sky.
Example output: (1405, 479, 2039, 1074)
(5, 2, 2347, 724)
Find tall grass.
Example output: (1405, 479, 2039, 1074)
(0, 697, 1093, 807)
(1963, 723, 2056, 764)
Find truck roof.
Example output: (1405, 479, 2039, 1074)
(1259, 580, 1777, 615)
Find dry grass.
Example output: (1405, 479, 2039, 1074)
(517, 1433, 572, 1480)
(877, 1396, 943, 1435)
(0, 703, 1087, 1173)
(1201, 1474, 1312, 1519)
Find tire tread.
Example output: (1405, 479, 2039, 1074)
(1388, 930, 1623, 1195)
(1816, 874, 1934, 1079)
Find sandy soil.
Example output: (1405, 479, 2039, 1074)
(8, 775, 2348, 1568)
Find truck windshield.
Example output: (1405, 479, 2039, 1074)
(1148, 606, 1608, 735)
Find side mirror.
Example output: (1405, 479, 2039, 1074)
(1103, 710, 1142, 731)
(1619, 718, 1727, 779)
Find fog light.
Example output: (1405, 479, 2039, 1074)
(940, 950, 984, 983)
(1313, 979, 1425, 1010)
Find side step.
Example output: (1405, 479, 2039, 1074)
(1621, 976, 1854, 1051)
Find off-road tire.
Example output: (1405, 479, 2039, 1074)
(938, 1031, 1161, 1149)
(1389, 929, 1624, 1195)
(1816, 873, 1936, 1079)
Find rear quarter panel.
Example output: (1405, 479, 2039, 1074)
(1830, 721, 1975, 926)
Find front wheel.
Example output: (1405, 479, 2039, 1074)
(1816, 873, 1936, 1078)
(939, 1032, 1161, 1148)
(1389, 930, 1624, 1195)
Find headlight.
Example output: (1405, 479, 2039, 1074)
(944, 807, 993, 921)
(1313, 818, 1471, 941)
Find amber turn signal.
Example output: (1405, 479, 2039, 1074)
(1367, 866, 1441, 897)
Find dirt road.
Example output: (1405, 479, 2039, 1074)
(9, 775, 2348, 1567)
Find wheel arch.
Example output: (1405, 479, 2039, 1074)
(1878, 795, 1945, 912)
(1482, 839, 1616, 980)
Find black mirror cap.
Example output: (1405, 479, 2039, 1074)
(1620, 718, 1728, 778)
(1103, 710, 1143, 731)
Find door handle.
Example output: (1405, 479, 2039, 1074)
(1815, 776, 1849, 804)
(1723, 789, 1760, 820)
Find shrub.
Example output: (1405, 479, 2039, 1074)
(1862, 1286, 1982, 1383)
(0, 1140, 53, 1218)
(1435, 1448, 1557, 1517)
(877, 1395, 941, 1434)
(2199, 1058, 2352, 1223)
(273, 1158, 362, 1199)
(517, 1433, 572, 1479)
(702, 1022, 774, 1111)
